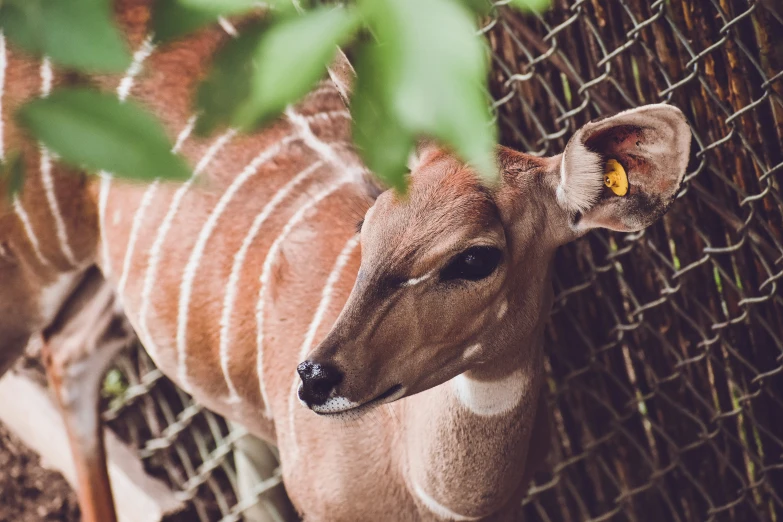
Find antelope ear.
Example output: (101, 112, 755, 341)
(407, 139, 440, 172)
(556, 104, 692, 232)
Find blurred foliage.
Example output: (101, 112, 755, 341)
(1, 0, 550, 189)
(0, 151, 25, 200)
(18, 89, 192, 180)
(0, 0, 131, 72)
(102, 367, 129, 411)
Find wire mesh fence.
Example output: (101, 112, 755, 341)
(96, 0, 783, 520)
(484, 0, 783, 520)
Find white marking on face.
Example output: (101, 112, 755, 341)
(13, 197, 51, 268)
(401, 270, 434, 287)
(310, 396, 360, 414)
(452, 369, 529, 416)
(462, 343, 482, 361)
(496, 300, 508, 320)
(0, 32, 6, 159)
(177, 135, 295, 390)
(219, 160, 324, 403)
(256, 181, 351, 418)
(412, 481, 482, 521)
(38, 273, 79, 325)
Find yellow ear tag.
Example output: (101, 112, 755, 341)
(604, 159, 628, 196)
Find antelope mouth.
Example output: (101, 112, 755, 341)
(315, 384, 404, 416)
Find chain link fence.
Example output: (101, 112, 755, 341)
(484, 0, 783, 520)
(98, 0, 783, 520)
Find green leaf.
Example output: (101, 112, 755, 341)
(460, 0, 493, 15)
(17, 88, 191, 181)
(509, 0, 552, 13)
(0, 0, 131, 73)
(352, 44, 412, 193)
(102, 368, 128, 398)
(0, 151, 26, 200)
(151, 0, 282, 43)
(234, 6, 360, 130)
(194, 26, 264, 136)
(358, 0, 497, 182)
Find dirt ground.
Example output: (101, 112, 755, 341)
(0, 421, 80, 522)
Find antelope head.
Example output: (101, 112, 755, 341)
(297, 104, 691, 415)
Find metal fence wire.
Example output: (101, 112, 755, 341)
(99, 0, 783, 521)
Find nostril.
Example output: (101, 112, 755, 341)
(297, 360, 344, 406)
(297, 360, 314, 381)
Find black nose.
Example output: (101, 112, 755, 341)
(297, 360, 344, 406)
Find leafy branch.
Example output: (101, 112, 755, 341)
(0, 0, 550, 191)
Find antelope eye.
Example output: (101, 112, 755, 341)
(441, 246, 502, 282)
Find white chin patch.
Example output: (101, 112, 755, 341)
(311, 396, 360, 414)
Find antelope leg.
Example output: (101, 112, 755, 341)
(41, 267, 133, 522)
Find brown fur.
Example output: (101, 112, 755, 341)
(0, 4, 690, 519)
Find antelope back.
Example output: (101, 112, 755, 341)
(0, 41, 99, 373)
(0, 2, 373, 423)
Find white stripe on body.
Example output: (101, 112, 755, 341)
(307, 84, 341, 99)
(13, 198, 51, 268)
(137, 128, 236, 370)
(288, 234, 360, 454)
(255, 107, 363, 418)
(116, 181, 159, 296)
(255, 180, 352, 419)
(117, 36, 155, 101)
(40, 57, 53, 96)
(218, 160, 325, 403)
(305, 110, 351, 124)
(0, 32, 6, 160)
(285, 108, 357, 177)
(37, 60, 78, 266)
(140, 108, 343, 377)
(39, 147, 78, 266)
(217, 17, 239, 37)
(116, 116, 196, 298)
(98, 175, 113, 272)
(98, 36, 156, 278)
(36, 60, 66, 277)
(0, 34, 47, 268)
(173, 115, 198, 152)
(176, 134, 297, 390)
